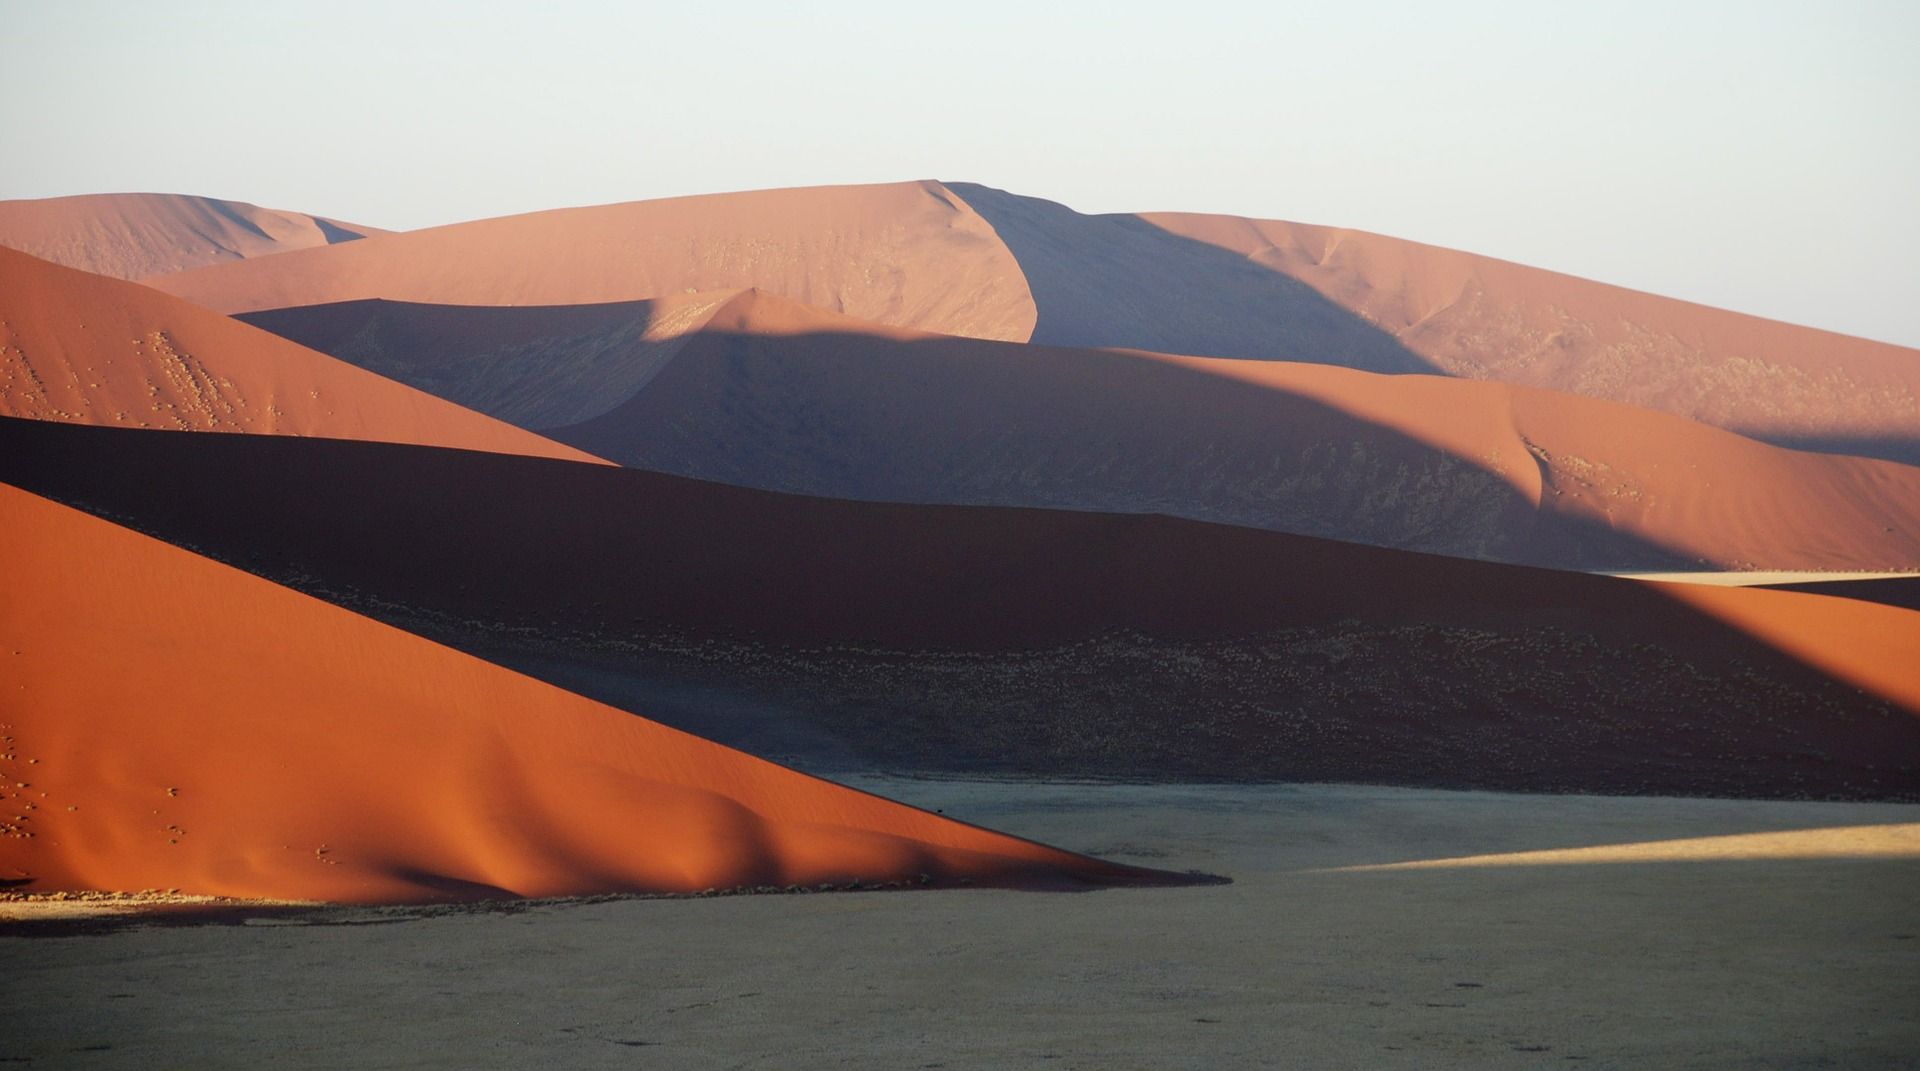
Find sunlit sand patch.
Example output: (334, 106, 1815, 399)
(1603, 571, 1920, 586)
(1322, 824, 1920, 871)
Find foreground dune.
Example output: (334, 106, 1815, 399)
(0, 248, 599, 461)
(7, 418, 1917, 798)
(0, 192, 383, 281)
(244, 289, 1920, 572)
(0, 482, 1161, 902)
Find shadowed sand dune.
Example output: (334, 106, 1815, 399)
(153, 180, 1920, 462)
(0, 482, 1170, 902)
(243, 290, 1920, 572)
(150, 181, 1037, 340)
(0, 193, 383, 281)
(0, 248, 599, 461)
(6, 418, 1917, 799)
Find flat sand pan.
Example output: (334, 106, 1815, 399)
(4, 780, 1916, 1069)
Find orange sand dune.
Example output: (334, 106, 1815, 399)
(0, 248, 599, 462)
(1136, 208, 1920, 458)
(246, 289, 1920, 571)
(0, 482, 1158, 902)
(151, 181, 1036, 340)
(155, 180, 1920, 462)
(0, 193, 383, 281)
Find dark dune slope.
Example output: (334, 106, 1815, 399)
(5, 416, 1917, 799)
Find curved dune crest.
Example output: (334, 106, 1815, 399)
(0, 483, 1155, 902)
(0, 193, 384, 281)
(150, 181, 1038, 341)
(0, 248, 601, 462)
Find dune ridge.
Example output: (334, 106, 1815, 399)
(0, 482, 1163, 902)
(0, 193, 383, 281)
(243, 289, 1920, 572)
(0, 248, 600, 462)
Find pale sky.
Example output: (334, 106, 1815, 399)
(3, 0, 1916, 347)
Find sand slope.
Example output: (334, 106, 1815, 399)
(157, 179, 1920, 462)
(0, 193, 383, 281)
(151, 181, 1036, 340)
(6, 418, 1917, 798)
(1134, 207, 1920, 460)
(0, 482, 1158, 902)
(0, 248, 599, 461)
(244, 289, 1920, 572)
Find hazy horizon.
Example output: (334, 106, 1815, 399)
(3, 0, 1915, 347)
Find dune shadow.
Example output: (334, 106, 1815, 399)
(239, 296, 697, 429)
(946, 182, 1436, 374)
(541, 326, 1710, 571)
(3, 417, 1917, 801)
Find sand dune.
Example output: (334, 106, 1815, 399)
(149, 180, 1919, 462)
(0, 193, 383, 281)
(1133, 207, 1920, 462)
(0, 248, 599, 461)
(244, 289, 1920, 572)
(150, 181, 1036, 339)
(0, 481, 1162, 902)
(6, 417, 1916, 799)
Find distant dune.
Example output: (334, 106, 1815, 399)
(0, 481, 1163, 902)
(151, 181, 1036, 340)
(7, 418, 1916, 799)
(0, 248, 599, 462)
(1133, 205, 1920, 462)
(150, 180, 1920, 462)
(244, 289, 1920, 572)
(0, 193, 383, 281)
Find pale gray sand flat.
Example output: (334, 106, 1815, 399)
(2, 781, 1916, 1070)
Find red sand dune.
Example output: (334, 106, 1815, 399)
(1138, 208, 1920, 457)
(0, 482, 1160, 902)
(0, 248, 599, 462)
(244, 289, 1920, 572)
(151, 180, 1920, 461)
(149, 181, 1036, 340)
(5, 418, 1917, 798)
(0, 193, 383, 281)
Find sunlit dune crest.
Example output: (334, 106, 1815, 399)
(1327, 824, 1920, 870)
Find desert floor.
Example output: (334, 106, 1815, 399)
(3, 780, 1916, 1070)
